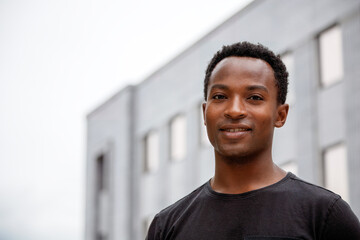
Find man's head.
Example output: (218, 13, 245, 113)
(204, 42, 288, 104)
(202, 42, 289, 162)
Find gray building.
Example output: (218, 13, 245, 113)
(85, 0, 360, 239)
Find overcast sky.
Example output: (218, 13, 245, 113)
(0, 0, 252, 239)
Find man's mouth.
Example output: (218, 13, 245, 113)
(222, 128, 250, 132)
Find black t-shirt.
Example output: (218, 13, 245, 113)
(146, 173, 360, 240)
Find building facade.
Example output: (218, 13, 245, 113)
(85, 0, 360, 239)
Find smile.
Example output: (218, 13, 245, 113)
(223, 128, 250, 132)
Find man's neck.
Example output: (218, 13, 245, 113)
(211, 152, 286, 194)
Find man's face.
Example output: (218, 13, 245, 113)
(203, 56, 288, 161)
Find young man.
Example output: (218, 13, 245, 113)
(146, 42, 360, 240)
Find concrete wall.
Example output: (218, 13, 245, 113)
(85, 86, 134, 240)
(343, 10, 360, 217)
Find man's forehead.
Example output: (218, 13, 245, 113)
(209, 56, 275, 83)
(214, 56, 271, 70)
(208, 83, 269, 93)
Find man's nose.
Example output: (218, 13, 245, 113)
(224, 97, 247, 119)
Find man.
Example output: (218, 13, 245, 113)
(146, 42, 360, 240)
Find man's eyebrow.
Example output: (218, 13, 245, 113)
(246, 85, 268, 93)
(209, 84, 229, 91)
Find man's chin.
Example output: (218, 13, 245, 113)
(215, 147, 253, 164)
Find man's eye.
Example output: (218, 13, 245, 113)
(248, 95, 263, 101)
(212, 95, 226, 100)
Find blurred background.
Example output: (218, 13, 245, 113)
(0, 0, 252, 239)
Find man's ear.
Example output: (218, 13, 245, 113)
(202, 102, 207, 126)
(275, 103, 289, 128)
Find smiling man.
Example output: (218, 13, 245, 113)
(146, 42, 360, 240)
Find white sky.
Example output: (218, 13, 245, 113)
(0, 0, 252, 239)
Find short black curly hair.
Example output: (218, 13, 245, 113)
(204, 41, 288, 104)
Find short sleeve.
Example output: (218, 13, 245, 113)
(145, 214, 162, 240)
(321, 197, 360, 239)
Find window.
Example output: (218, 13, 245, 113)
(281, 53, 295, 105)
(170, 114, 187, 161)
(323, 143, 349, 202)
(281, 161, 298, 176)
(96, 154, 107, 192)
(144, 131, 159, 172)
(95, 154, 109, 240)
(319, 25, 344, 87)
(199, 103, 211, 146)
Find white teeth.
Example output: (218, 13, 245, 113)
(226, 128, 247, 132)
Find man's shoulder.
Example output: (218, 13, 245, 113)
(146, 182, 209, 239)
(285, 173, 341, 204)
(287, 173, 337, 194)
(156, 181, 208, 220)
